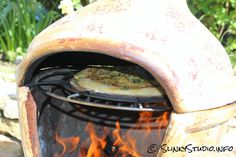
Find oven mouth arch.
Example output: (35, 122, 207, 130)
(23, 51, 138, 85)
(23, 51, 172, 157)
(25, 51, 172, 113)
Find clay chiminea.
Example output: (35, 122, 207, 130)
(16, 0, 236, 156)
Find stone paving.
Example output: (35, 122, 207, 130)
(0, 62, 23, 157)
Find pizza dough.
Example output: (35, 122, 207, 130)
(70, 66, 164, 97)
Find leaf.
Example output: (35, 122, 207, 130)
(0, 2, 14, 25)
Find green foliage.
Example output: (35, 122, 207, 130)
(188, 0, 236, 66)
(73, 0, 83, 10)
(72, 0, 96, 10)
(0, 0, 60, 62)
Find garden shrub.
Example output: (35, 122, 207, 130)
(188, 0, 236, 66)
(0, 0, 60, 62)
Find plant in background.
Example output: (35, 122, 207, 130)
(0, 0, 60, 62)
(58, 0, 98, 14)
(188, 0, 236, 67)
(58, 0, 75, 14)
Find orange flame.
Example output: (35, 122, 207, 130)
(156, 111, 169, 139)
(84, 122, 107, 157)
(135, 112, 153, 134)
(54, 133, 80, 157)
(54, 111, 170, 157)
(112, 121, 141, 157)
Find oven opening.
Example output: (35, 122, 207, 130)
(26, 52, 172, 157)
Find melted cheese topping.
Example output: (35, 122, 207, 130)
(71, 66, 164, 96)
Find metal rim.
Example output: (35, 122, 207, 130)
(29, 67, 172, 112)
(45, 91, 170, 112)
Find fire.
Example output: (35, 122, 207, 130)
(156, 112, 169, 139)
(135, 112, 153, 134)
(83, 122, 107, 157)
(54, 111, 170, 157)
(54, 133, 80, 157)
(112, 121, 141, 157)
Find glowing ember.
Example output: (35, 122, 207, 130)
(54, 111, 170, 156)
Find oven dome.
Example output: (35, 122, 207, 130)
(16, 0, 236, 113)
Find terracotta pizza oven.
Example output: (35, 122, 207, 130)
(16, 0, 236, 157)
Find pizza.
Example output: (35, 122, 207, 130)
(70, 66, 164, 97)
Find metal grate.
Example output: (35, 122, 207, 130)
(28, 67, 172, 112)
